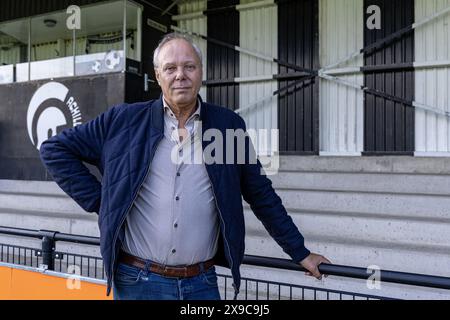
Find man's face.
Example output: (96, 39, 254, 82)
(155, 39, 203, 109)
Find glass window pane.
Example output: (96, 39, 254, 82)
(75, 0, 126, 76)
(30, 11, 75, 81)
(0, 19, 28, 84)
(126, 1, 142, 63)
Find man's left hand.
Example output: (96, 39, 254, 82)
(300, 253, 331, 280)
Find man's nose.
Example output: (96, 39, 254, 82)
(175, 66, 186, 80)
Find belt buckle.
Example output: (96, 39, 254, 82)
(170, 266, 188, 278)
(162, 265, 170, 276)
(159, 264, 194, 278)
(164, 265, 188, 277)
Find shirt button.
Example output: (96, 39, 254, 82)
(177, 172, 181, 177)
(175, 196, 180, 201)
(174, 223, 178, 228)
(172, 249, 176, 254)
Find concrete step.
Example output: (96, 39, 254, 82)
(268, 171, 450, 196)
(243, 228, 450, 279)
(0, 180, 90, 214)
(277, 156, 450, 174)
(261, 189, 450, 219)
(0, 192, 85, 214)
(0, 208, 98, 236)
(0, 180, 65, 196)
(244, 208, 450, 253)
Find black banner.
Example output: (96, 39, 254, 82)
(0, 73, 125, 180)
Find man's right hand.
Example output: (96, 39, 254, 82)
(300, 253, 331, 280)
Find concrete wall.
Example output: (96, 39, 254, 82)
(242, 156, 450, 299)
(0, 180, 100, 259)
(1, 155, 450, 299)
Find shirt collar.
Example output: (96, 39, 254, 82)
(162, 96, 201, 122)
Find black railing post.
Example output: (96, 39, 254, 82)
(39, 230, 59, 271)
(41, 236, 55, 270)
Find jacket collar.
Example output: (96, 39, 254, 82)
(151, 94, 209, 132)
(150, 95, 164, 133)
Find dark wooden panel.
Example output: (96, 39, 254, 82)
(206, 0, 239, 110)
(364, 0, 415, 154)
(278, 0, 319, 154)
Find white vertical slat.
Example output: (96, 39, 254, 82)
(415, 0, 450, 155)
(238, 0, 278, 156)
(319, 0, 364, 156)
(176, 0, 207, 101)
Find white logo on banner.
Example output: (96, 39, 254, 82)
(27, 82, 83, 150)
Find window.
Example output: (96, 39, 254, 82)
(30, 11, 76, 80)
(126, 1, 142, 63)
(0, 0, 142, 84)
(0, 19, 28, 83)
(75, 0, 127, 76)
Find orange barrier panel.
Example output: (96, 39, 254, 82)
(0, 265, 113, 300)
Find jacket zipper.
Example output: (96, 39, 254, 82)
(107, 135, 163, 289)
(205, 169, 238, 298)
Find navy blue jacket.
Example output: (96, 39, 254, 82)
(39, 96, 310, 297)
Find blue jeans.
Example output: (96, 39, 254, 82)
(113, 262, 221, 300)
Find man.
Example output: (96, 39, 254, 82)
(40, 33, 330, 300)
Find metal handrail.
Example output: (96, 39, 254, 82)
(1, 225, 450, 291)
(244, 255, 450, 291)
(0, 226, 100, 245)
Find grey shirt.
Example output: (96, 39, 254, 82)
(121, 99, 220, 266)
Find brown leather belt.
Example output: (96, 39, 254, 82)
(118, 250, 215, 278)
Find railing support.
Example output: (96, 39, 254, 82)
(41, 236, 55, 270)
(38, 230, 59, 271)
